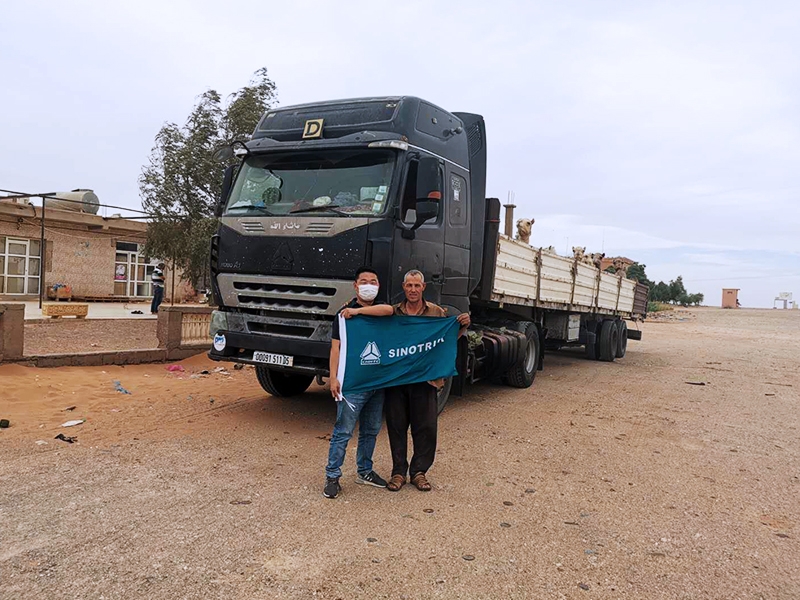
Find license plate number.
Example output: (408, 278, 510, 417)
(252, 351, 293, 367)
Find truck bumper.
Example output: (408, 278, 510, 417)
(208, 310, 332, 377)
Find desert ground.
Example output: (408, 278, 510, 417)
(1, 307, 799, 599)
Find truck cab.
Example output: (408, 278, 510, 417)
(208, 97, 488, 397)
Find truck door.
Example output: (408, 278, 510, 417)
(391, 156, 445, 304)
(443, 166, 470, 300)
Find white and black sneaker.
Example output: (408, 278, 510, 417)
(323, 477, 341, 499)
(355, 471, 388, 488)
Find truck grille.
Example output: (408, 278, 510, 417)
(241, 221, 265, 232)
(233, 282, 337, 296)
(306, 222, 333, 234)
(237, 295, 330, 311)
(217, 274, 354, 315)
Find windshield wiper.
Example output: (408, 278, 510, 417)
(289, 204, 346, 215)
(227, 204, 276, 216)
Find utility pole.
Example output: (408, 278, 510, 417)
(39, 196, 46, 310)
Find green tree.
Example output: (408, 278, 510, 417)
(626, 262, 653, 288)
(668, 276, 687, 303)
(651, 281, 670, 302)
(686, 292, 704, 306)
(139, 68, 278, 288)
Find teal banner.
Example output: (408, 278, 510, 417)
(337, 315, 459, 396)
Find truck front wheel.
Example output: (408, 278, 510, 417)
(255, 366, 313, 397)
(506, 321, 540, 388)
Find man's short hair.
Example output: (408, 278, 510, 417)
(403, 269, 425, 283)
(355, 266, 379, 280)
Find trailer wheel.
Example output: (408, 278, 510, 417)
(255, 366, 313, 397)
(507, 321, 540, 388)
(585, 321, 599, 360)
(598, 320, 619, 362)
(615, 320, 628, 358)
(436, 377, 453, 414)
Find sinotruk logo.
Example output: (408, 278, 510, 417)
(360, 341, 381, 365)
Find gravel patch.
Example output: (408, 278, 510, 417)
(24, 319, 158, 355)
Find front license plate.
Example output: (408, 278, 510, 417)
(252, 351, 293, 367)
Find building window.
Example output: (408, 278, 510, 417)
(114, 241, 156, 297)
(0, 236, 41, 295)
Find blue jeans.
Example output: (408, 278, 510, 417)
(325, 389, 384, 479)
(151, 285, 164, 313)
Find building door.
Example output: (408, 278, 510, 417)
(0, 237, 41, 295)
(114, 242, 154, 297)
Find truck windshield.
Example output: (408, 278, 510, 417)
(224, 150, 395, 217)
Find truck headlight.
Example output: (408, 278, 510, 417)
(210, 310, 228, 336)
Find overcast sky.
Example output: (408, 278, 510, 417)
(1, 1, 798, 307)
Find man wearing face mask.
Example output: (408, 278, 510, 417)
(324, 266, 394, 499)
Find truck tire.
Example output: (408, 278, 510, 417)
(506, 321, 540, 388)
(598, 320, 619, 362)
(615, 320, 628, 358)
(255, 366, 313, 397)
(436, 377, 453, 414)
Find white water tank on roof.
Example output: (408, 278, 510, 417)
(47, 189, 100, 214)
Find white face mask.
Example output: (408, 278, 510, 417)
(357, 284, 379, 301)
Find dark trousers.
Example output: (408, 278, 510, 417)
(151, 285, 164, 313)
(385, 381, 438, 477)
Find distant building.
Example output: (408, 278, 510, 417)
(722, 288, 740, 309)
(0, 199, 192, 301)
(600, 256, 635, 272)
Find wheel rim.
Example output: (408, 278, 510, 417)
(524, 337, 536, 372)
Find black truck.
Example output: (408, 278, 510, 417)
(208, 96, 647, 411)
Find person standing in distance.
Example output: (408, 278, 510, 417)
(150, 262, 165, 314)
(324, 266, 394, 499)
(385, 269, 470, 492)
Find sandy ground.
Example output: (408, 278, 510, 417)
(1, 307, 799, 599)
(24, 319, 159, 356)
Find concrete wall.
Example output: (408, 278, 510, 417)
(0, 304, 211, 366)
(0, 303, 24, 360)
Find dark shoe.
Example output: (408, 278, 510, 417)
(387, 474, 406, 492)
(323, 477, 341, 499)
(356, 471, 387, 488)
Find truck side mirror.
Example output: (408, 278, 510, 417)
(414, 200, 439, 224)
(400, 200, 439, 239)
(216, 164, 236, 217)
